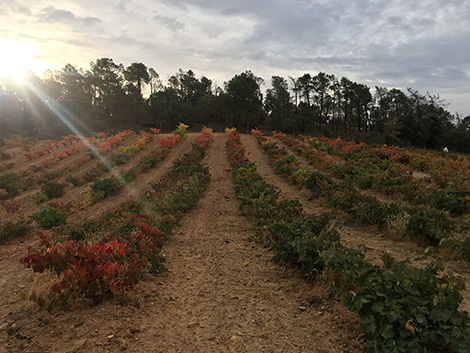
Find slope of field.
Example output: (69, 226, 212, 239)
(3, 130, 470, 352)
(0, 129, 470, 353)
(0, 133, 364, 352)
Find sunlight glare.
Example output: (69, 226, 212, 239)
(0, 39, 51, 83)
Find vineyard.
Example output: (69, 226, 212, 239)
(1, 126, 470, 352)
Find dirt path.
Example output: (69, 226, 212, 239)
(131, 133, 364, 352)
(1, 133, 364, 353)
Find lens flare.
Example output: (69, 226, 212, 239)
(0, 39, 51, 83)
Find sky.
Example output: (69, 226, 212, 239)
(1, 0, 469, 116)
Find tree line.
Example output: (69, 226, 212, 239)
(1, 57, 469, 152)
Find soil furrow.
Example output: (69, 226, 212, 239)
(241, 133, 470, 313)
(133, 133, 364, 352)
(67, 133, 195, 224)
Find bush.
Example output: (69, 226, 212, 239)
(289, 167, 313, 185)
(0, 172, 19, 199)
(303, 172, 336, 198)
(325, 251, 470, 352)
(90, 190, 105, 203)
(65, 176, 85, 187)
(139, 155, 159, 170)
(119, 145, 139, 157)
(0, 218, 32, 243)
(119, 169, 137, 184)
(110, 153, 130, 165)
(31, 206, 67, 229)
(20, 233, 163, 310)
(172, 122, 189, 137)
(334, 161, 377, 188)
(41, 181, 67, 199)
(90, 176, 123, 198)
(330, 190, 402, 226)
(406, 208, 455, 245)
(29, 191, 48, 204)
(273, 155, 300, 175)
(428, 187, 470, 215)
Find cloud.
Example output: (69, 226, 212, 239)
(153, 14, 186, 32)
(1, 0, 469, 115)
(39, 6, 101, 28)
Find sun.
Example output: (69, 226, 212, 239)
(0, 39, 52, 83)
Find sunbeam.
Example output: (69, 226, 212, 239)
(24, 81, 130, 186)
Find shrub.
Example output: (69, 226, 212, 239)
(0, 172, 19, 199)
(90, 190, 105, 203)
(406, 208, 455, 245)
(72, 193, 93, 210)
(334, 161, 377, 188)
(110, 153, 130, 165)
(139, 155, 159, 170)
(0, 218, 32, 243)
(0, 200, 20, 214)
(273, 155, 300, 175)
(290, 167, 313, 185)
(119, 169, 137, 184)
(303, 172, 336, 198)
(20, 232, 162, 310)
(41, 181, 67, 199)
(94, 162, 110, 173)
(372, 166, 416, 196)
(29, 191, 48, 204)
(173, 122, 189, 137)
(31, 206, 67, 229)
(325, 251, 470, 352)
(82, 170, 99, 182)
(90, 176, 123, 198)
(65, 176, 85, 187)
(428, 187, 470, 215)
(119, 145, 139, 157)
(330, 190, 402, 226)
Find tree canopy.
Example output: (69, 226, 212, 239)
(1, 57, 469, 153)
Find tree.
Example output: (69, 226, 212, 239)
(352, 82, 372, 131)
(58, 64, 92, 119)
(123, 62, 149, 96)
(148, 68, 161, 95)
(340, 77, 354, 131)
(288, 76, 300, 106)
(312, 72, 333, 130)
(370, 86, 391, 134)
(264, 76, 293, 131)
(88, 58, 126, 124)
(297, 73, 313, 106)
(224, 70, 264, 128)
(330, 75, 343, 132)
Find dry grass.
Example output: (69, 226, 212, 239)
(385, 214, 409, 239)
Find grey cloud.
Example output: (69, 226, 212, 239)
(160, 0, 272, 16)
(2, 0, 469, 114)
(153, 14, 186, 32)
(39, 6, 101, 27)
